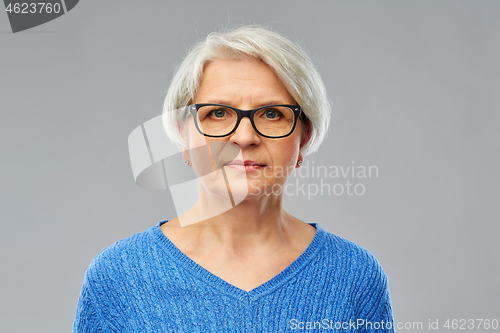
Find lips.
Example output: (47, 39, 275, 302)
(224, 160, 266, 171)
(225, 160, 265, 166)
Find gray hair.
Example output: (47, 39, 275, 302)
(162, 25, 331, 156)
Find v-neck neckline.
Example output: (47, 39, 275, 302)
(148, 220, 327, 302)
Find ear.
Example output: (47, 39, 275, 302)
(178, 118, 190, 160)
(299, 119, 312, 151)
(295, 153, 303, 168)
(181, 145, 190, 163)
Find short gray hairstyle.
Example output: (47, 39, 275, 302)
(162, 25, 331, 156)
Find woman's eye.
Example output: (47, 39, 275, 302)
(211, 109, 227, 118)
(264, 109, 281, 119)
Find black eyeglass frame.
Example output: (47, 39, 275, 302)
(188, 103, 306, 139)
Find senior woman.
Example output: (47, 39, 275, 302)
(73, 26, 395, 332)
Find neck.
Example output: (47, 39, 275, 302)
(173, 191, 298, 252)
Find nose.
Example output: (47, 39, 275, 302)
(228, 117, 261, 148)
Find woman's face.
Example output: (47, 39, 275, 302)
(185, 57, 306, 202)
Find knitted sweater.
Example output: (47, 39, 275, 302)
(73, 221, 395, 332)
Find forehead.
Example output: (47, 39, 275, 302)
(195, 57, 295, 106)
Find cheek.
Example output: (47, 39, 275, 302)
(269, 138, 301, 167)
(284, 133, 302, 159)
(186, 122, 239, 171)
(186, 121, 208, 149)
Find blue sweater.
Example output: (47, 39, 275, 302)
(73, 221, 395, 332)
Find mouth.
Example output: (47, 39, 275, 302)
(224, 160, 266, 171)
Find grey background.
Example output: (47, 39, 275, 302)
(1, 1, 499, 332)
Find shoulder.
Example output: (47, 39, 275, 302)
(84, 225, 159, 282)
(319, 227, 393, 313)
(319, 227, 389, 287)
(309, 226, 395, 324)
(96, 227, 153, 261)
(74, 225, 165, 330)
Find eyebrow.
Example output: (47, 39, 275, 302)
(202, 100, 292, 108)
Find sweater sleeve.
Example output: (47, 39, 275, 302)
(72, 272, 104, 333)
(355, 252, 395, 333)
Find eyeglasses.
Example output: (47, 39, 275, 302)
(188, 104, 305, 138)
